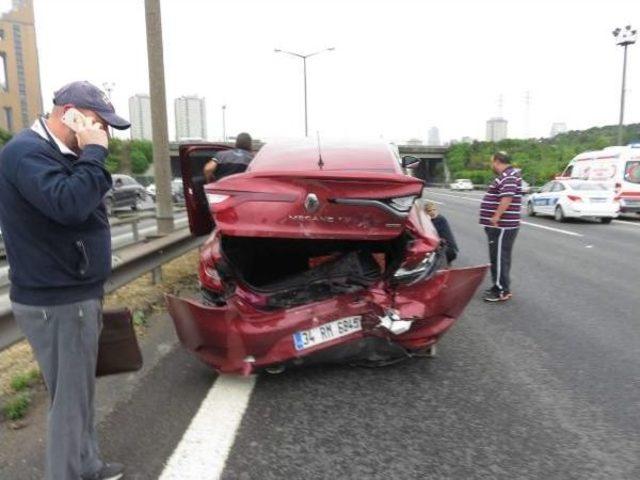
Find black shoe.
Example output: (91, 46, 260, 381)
(484, 290, 512, 302)
(483, 286, 498, 296)
(84, 463, 124, 480)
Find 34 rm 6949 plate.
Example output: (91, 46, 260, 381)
(293, 316, 363, 351)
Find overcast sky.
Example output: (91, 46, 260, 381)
(3, 0, 639, 143)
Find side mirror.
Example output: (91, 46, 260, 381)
(402, 155, 421, 169)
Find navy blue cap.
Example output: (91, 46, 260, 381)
(53, 81, 131, 130)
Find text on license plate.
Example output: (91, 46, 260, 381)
(293, 316, 362, 351)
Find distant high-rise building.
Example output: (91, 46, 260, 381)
(406, 138, 423, 146)
(550, 122, 567, 137)
(428, 127, 441, 146)
(486, 117, 508, 142)
(461, 136, 474, 144)
(129, 94, 152, 141)
(175, 95, 207, 140)
(0, 0, 43, 133)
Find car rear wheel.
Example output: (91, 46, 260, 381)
(554, 206, 566, 222)
(600, 217, 613, 224)
(527, 201, 536, 216)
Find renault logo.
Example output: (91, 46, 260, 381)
(304, 193, 320, 213)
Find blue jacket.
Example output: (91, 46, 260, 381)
(0, 126, 112, 305)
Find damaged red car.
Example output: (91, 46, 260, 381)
(166, 140, 487, 375)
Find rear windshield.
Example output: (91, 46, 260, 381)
(566, 181, 608, 191)
(625, 161, 640, 184)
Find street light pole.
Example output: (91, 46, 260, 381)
(274, 47, 335, 137)
(221, 105, 227, 142)
(145, 0, 174, 234)
(613, 25, 637, 145)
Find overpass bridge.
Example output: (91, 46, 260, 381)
(166, 142, 449, 184)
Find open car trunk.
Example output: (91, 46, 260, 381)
(219, 235, 409, 309)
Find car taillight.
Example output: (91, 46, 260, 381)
(204, 266, 220, 282)
(387, 195, 417, 213)
(206, 193, 230, 205)
(393, 251, 440, 283)
(567, 195, 582, 202)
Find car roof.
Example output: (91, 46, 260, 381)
(249, 140, 401, 174)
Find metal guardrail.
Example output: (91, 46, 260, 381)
(0, 228, 205, 352)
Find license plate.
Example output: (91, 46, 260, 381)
(590, 198, 607, 203)
(293, 316, 362, 351)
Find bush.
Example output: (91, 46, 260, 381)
(9, 369, 40, 392)
(131, 150, 150, 174)
(2, 392, 31, 421)
(105, 154, 120, 173)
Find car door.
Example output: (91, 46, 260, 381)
(548, 182, 566, 212)
(180, 143, 234, 236)
(532, 182, 553, 214)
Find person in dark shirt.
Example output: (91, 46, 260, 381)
(203, 132, 254, 182)
(424, 202, 458, 264)
(0, 81, 128, 480)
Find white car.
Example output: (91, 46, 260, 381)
(526, 180, 619, 223)
(450, 179, 474, 191)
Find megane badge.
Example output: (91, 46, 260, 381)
(304, 193, 320, 213)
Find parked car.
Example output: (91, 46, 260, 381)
(165, 141, 487, 375)
(526, 179, 619, 223)
(104, 174, 146, 216)
(145, 178, 185, 203)
(450, 179, 474, 191)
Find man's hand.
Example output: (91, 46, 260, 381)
(203, 159, 218, 182)
(76, 117, 108, 150)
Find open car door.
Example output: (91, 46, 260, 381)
(179, 143, 233, 236)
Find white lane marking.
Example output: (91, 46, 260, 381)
(159, 375, 257, 480)
(613, 219, 640, 227)
(425, 191, 583, 237)
(425, 191, 481, 203)
(520, 221, 583, 237)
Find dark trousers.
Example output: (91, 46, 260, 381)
(484, 227, 519, 293)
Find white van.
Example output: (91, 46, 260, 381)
(560, 144, 640, 214)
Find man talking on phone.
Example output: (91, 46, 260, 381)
(0, 81, 130, 480)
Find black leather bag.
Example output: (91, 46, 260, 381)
(96, 308, 143, 377)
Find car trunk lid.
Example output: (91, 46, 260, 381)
(205, 170, 424, 240)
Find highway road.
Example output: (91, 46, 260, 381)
(1, 189, 639, 479)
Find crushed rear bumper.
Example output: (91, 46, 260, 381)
(166, 265, 487, 374)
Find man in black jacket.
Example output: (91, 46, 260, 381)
(203, 132, 254, 182)
(0, 81, 130, 480)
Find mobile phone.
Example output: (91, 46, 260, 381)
(61, 108, 88, 132)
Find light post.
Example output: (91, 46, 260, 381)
(612, 25, 637, 145)
(274, 47, 335, 136)
(102, 82, 115, 137)
(221, 105, 227, 142)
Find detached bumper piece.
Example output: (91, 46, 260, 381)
(166, 265, 487, 374)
